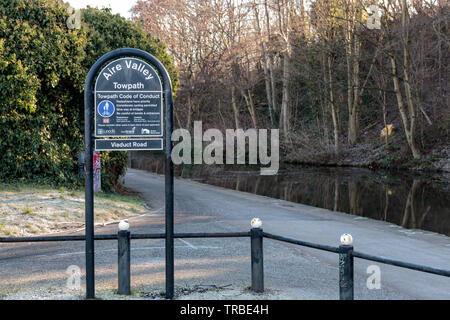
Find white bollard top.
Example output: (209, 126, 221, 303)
(251, 218, 262, 229)
(118, 219, 130, 231)
(340, 233, 353, 245)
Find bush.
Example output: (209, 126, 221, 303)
(0, 0, 86, 185)
(0, 1, 177, 191)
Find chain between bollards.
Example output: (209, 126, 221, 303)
(339, 233, 354, 300)
(117, 220, 131, 295)
(250, 218, 264, 293)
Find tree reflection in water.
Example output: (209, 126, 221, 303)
(129, 152, 450, 237)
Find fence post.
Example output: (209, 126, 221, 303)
(250, 218, 264, 293)
(339, 233, 354, 300)
(118, 220, 131, 295)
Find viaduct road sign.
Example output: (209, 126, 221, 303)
(95, 57, 163, 137)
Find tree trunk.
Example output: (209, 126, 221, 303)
(328, 55, 340, 155)
(231, 85, 241, 129)
(390, 55, 421, 159)
(264, 0, 277, 116)
(401, 0, 420, 158)
(278, 0, 291, 136)
(186, 94, 192, 131)
(345, 2, 361, 145)
(253, 0, 275, 128)
(269, 55, 277, 115)
(241, 88, 258, 129)
(321, 53, 329, 145)
(387, 0, 421, 159)
(280, 51, 290, 135)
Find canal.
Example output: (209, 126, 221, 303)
(129, 153, 450, 237)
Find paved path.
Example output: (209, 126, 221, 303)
(0, 168, 449, 299)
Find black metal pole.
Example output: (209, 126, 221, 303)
(339, 245, 354, 300)
(84, 73, 95, 300)
(118, 230, 131, 295)
(164, 73, 175, 300)
(251, 228, 264, 293)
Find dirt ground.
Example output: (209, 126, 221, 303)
(1, 285, 297, 300)
(0, 184, 148, 237)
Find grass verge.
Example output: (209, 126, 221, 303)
(0, 183, 148, 237)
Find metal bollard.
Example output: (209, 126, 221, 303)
(339, 233, 354, 300)
(117, 220, 131, 295)
(250, 218, 264, 293)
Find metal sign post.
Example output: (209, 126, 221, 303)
(84, 48, 174, 299)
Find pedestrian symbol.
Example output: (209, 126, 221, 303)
(97, 100, 115, 117)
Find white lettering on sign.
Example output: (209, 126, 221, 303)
(139, 93, 160, 99)
(124, 60, 154, 80)
(113, 82, 144, 90)
(102, 63, 122, 81)
(102, 60, 155, 81)
(109, 141, 149, 148)
(133, 141, 148, 147)
(111, 142, 132, 148)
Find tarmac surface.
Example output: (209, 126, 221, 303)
(0, 168, 449, 299)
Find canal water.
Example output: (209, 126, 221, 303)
(129, 153, 450, 236)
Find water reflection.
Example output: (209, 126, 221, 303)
(129, 153, 450, 236)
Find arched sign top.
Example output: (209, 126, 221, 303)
(85, 48, 172, 93)
(95, 57, 162, 92)
(94, 57, 163, 137)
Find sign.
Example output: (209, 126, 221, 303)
(95, 138, 163, 151)
(94, 57, 163, 137)
(84, 48, 174, 299)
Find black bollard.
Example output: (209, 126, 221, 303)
(251, 227, 264, 292)
(118, 229, 131, 295)
(339, 244, 354, 300)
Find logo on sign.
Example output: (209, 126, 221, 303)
(122, 127, 136, 135)
(98, 100, 115, 117)
(98, 128, 115, 135)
